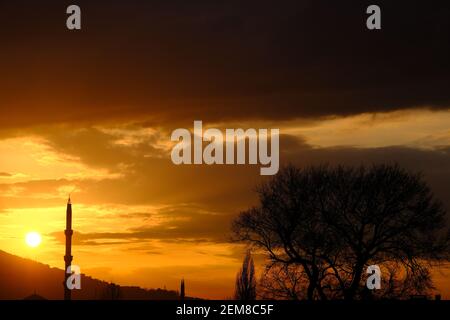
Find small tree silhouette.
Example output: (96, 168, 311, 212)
(234, 250, 257, 300)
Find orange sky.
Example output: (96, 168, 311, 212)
(0, 0, 449, 299)
(0, 109, 449, 299)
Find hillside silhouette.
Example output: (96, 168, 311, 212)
(0, 250, 187, 300)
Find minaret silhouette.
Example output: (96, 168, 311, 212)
(64, 197, 73, 300)
(180, 278, 185, 300)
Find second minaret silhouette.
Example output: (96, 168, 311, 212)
(180, 278, 185, 300)
(64, 197, 73, 300)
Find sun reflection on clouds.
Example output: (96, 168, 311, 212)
(0, 203, 166, 261)
(0, 136, 122, 183)
(283, 109, 450, 149)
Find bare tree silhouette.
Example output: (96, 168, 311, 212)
(234, 250, 257, 300)
(233, 164, 450, 300)
(259, 263, 308, 300)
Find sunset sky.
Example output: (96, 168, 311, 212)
(0, 0, 449, 299)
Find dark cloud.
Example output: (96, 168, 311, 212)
(280, 136, 450, 212)
(46, 202, 238, 245)
(0, 172, 12, 177)
(0, 0, 449, 129)
(33, 135, 450, 246)
(40, 126, 163, 170)
(1, 132, 449, 213)
(54, 211, 235, 244)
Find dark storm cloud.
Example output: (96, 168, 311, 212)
(0, 0, 449, 128)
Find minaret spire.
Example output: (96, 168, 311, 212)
(180, 278, 185, 300)
(64, 197, 73, 300)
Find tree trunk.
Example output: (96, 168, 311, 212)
(345, 262, 364, 300)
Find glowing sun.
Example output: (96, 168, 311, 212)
(25, 232, 42, 248)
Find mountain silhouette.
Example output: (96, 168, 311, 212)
(0, 250, 189, 300)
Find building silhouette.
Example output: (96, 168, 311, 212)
(64, 197, 73, 300)
(180, 278, 185, 300)
(23, 292, 47, 300)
